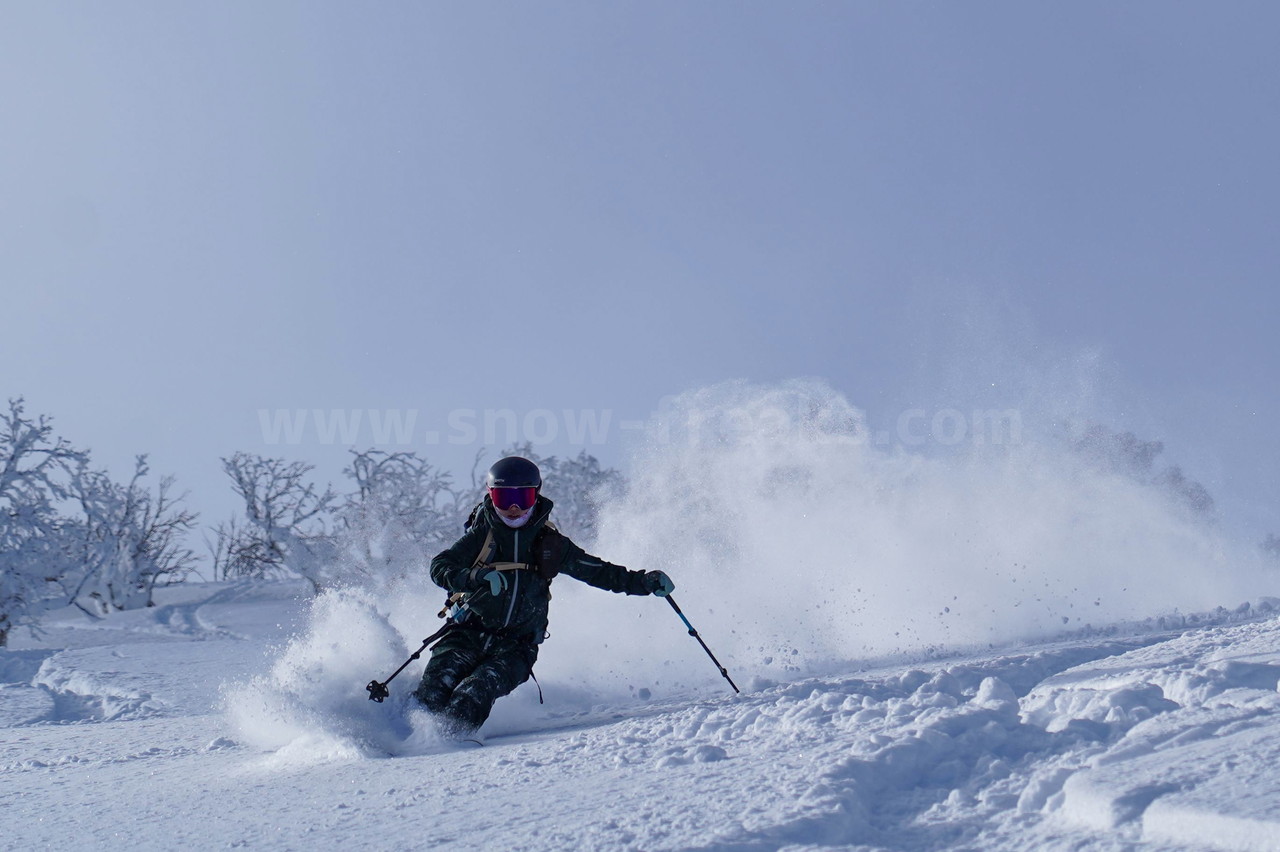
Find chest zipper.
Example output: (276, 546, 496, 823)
(502, 528, 521, 629)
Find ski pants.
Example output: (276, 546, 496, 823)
(413, 626, 538, 731)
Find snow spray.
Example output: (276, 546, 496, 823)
(221, 575, 471, 760)
(535, 379, 1274, 697)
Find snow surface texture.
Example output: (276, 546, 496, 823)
(6, 583, 1280, 850)
(5, 382, 1280, 849)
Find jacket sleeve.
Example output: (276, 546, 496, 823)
(430, 524, 489, 593)
(558, 536, 651, 595)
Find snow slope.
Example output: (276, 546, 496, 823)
(4, 581, 1280, 851)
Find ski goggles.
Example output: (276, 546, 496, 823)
(489, 486, 538, 511)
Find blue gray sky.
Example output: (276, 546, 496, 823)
(2, 2, 1276, 537)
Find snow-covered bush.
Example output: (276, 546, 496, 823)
(67, 455, 198, 613)
(334, 449, 472, 587)
(0, 399, 86, 645)
(214, 452, 338, 593)
(1, 400, 200, 642)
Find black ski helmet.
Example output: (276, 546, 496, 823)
(486, 456, 542, 490)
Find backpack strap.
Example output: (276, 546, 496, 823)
(471, 527, 498, 574)
(469, 517, 560, 579)
(469, 526, 535, 574)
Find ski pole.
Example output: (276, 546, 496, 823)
(368, 588, 493, 702)
(665, 595, 740, 694)
(366, 621, 455, 702)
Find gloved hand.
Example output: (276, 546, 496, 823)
(469, 567, 508, 596)
(642, 570, 675, 597)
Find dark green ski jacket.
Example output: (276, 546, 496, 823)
(429, 495, 651, 643)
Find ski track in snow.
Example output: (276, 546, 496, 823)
(3, 582, 1280, 851)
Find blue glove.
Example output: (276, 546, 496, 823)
(469, 568, 507, 596)
(483, 570, 509, 596)
(642, 570, 675, 597)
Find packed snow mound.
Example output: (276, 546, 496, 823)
(1022, 618, 1280, 850)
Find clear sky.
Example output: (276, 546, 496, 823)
(2, 2, 1276, 538)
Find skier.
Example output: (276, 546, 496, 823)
(414, 455, 675, 736)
